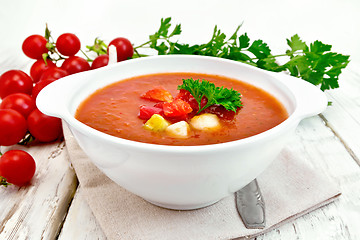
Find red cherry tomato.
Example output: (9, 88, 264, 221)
(91, 54, 109, 69)
(61, 56, 90, 75)
(0, 109, 27, 146)
(0, 93, 36, 118)
(22, 35, 48, 59)
(27, 109, 62, 142)
(108, 37, 133, 62)
(30, 59, 56, 83)
(39, 67, 68, 82)
(0, 70, 33, 99)
(56, 33, 81, 56)
(0, 150, 36, 187)
(32, 78, 57, 100)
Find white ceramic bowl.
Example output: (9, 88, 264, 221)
(37, 55, 327, 210)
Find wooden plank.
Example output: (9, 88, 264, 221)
(58, 187, 107, 240)
(257, 116, 360, 238)
(0, 141, 78, 240)
(321, 62, 360, 165)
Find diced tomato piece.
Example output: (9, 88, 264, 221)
(141, 87, 173, 102)
(204, 104, 239, 120)
(138, 105, 164, 120)
(165, 114, 190, 123)
(150, 101, 191, 122)
(175, 89, 207, 112)
(153, 102, 165, 109)
(163, 99, 193, 118)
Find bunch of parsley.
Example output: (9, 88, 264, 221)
(134, 17, 350, 91)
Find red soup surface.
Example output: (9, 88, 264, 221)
(75, 73, 288, 146)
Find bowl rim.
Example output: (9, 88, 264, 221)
(55, 55, 303, 153)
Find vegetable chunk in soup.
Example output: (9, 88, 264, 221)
(75, 73, 288, 146)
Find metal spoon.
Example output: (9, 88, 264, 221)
(235, 179, 266, 229)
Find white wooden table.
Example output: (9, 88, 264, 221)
(1, 1, 360, 239)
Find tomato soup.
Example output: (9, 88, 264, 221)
(75, 73, 288, 146)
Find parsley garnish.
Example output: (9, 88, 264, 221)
(177, 78, 242, 114)
(134, 17, 350, 91)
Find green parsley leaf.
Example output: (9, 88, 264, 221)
(286, 34, 308, 56)
(134, 18, 350, 92)
(177, 78, 242, 114)
(239, 33, 251, 49)
(248, 40, 272, 59)
(310, 40, 332, 54)
(169, 23, 182, 38)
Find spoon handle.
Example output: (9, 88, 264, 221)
(235, 179, 266, 229)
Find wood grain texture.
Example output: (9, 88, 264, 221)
(256, 64, 360, 240)
(58, 187, 107, 240)
(0, 141, 78, 240)
(322, 62, 360, 165)
(255, 116, 360, 240)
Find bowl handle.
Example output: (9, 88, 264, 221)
(36, 71, 90, 119)
(269, 71, 328, 119)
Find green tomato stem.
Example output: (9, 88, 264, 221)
(80, 49, 93, 62)
(0, 176, 11, 187)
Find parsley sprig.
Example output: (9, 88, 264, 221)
(178, 78, 242, 114)
(134, 17, 350, 91)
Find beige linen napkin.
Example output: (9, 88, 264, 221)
(63, 125, 340, 240)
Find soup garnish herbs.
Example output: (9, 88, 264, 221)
(139, 78, 242, 138)
(177, 78, 242, 114)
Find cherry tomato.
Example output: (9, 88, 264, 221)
(30, 59, 56, 83)
(0, 109, 27, 146)
(0, 93, 36, 118)
(108, 37, 133, 62)
(32, 78, 57, 100)
(27, 109, 62, 142)
(39, 67, 68, 82)
(91, 54, 109, 69)
(0, 70, 33, 99)
(56, 33, 81, 56)
(0, 150, 36, 187)
(22, 35, 48, 59)
(61, 56, 90, 75)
